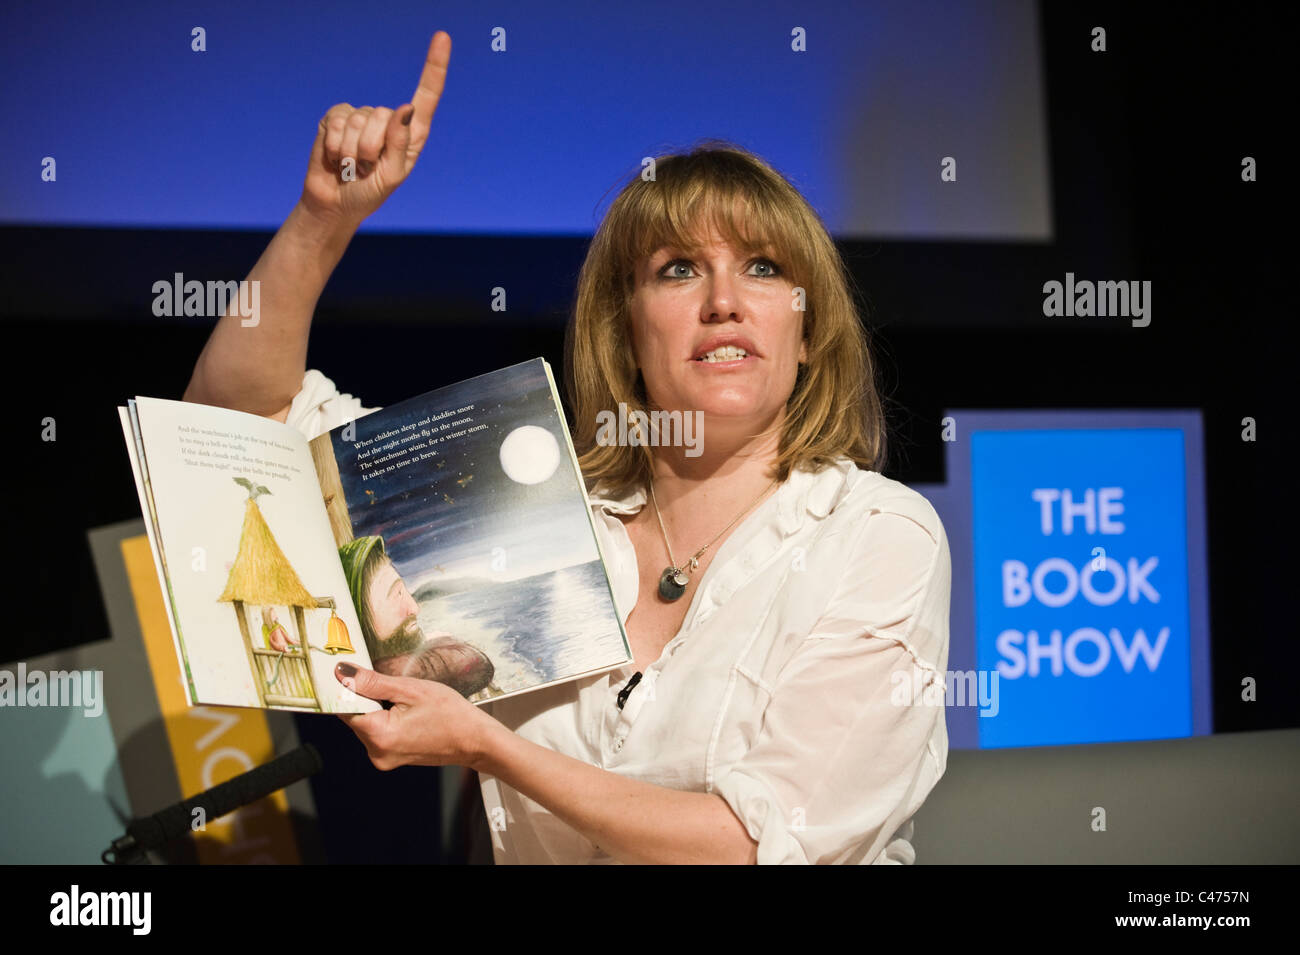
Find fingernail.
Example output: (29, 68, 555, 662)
(401, 107, 414, 126)
(337, 662, 357, 678)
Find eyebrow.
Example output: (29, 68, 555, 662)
(646, 246, 681, 263)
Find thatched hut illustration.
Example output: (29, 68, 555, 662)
(218, 478, 354, 709)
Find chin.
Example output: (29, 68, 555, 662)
(683, 387, 750, 408)
(696, 398, 774, 419)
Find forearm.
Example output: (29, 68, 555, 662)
(471, 719, 757, 865)
(183, 202, 359, 415)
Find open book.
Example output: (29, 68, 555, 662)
(118, 358, 633, 714)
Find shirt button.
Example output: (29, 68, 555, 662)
(613, 737, 624, 751)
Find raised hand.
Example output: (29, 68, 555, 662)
(300, 30, 451, 227)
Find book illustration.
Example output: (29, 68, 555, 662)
(218, 477, 357, 710)
(260, 607, 295, 651)
(335, 534, 496, 696)
(311, 411, 498, 699)
(311, 359, 631, 705)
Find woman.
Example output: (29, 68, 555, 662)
(184, 31, 952, 865)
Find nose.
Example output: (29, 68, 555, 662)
(703, 267, 742, 323)
(400, 590, 419, 617)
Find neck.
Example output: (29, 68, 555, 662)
(647, 408, 785, 514)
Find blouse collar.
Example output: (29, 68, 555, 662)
(586, 456, 858, 538)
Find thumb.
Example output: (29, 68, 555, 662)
(378, 103, 416, 183)
(335, 661, 410, 704)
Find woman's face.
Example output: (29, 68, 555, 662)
(628, 227, 808, 438)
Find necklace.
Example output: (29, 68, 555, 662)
(649, 474, 778, 602)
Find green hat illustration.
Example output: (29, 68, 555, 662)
(337, 535, 386, 625)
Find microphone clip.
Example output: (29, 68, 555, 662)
(616, 671, 642, 710)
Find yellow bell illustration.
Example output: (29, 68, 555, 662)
(322, 608, 355, 654)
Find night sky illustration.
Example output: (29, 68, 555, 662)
(327, 359, 600, 595)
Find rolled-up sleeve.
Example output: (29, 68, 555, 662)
(284, 369, 379, 441)
(712, 506, 952, 865)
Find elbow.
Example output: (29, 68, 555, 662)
(181, 378, 206, 406)
(711, 794, 759, 864)
(714, 835, 758, 865)
(181, 368, 295, 421)
(734, 838, 759, 865)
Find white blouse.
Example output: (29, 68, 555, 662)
(285, 370, 953, 865)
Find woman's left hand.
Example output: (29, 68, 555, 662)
(335, 661, 491, 770)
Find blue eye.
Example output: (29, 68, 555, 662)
(658, 257, 782, 279)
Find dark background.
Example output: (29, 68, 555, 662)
(1, 3, 1289, 861)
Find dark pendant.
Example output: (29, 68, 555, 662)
(658, 567, 689, 602)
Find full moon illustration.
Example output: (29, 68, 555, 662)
(499, 425, 561, 484)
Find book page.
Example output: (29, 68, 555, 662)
(308, 358, 632, 706)
(128, 397, 379, 713)
(119, 404, 195, 703)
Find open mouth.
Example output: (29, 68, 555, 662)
(693, 346, 752, 364)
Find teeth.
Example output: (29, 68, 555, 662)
(698, 346, 748, 362)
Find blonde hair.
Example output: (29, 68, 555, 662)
(563, 140, 888, 499)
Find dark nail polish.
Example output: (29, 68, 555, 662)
(337, 662, 357, 678)
(401, 107, 414, 126)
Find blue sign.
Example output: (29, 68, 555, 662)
(915, 411, 1211, 749)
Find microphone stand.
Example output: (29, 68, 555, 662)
(101, 743, 322, 865)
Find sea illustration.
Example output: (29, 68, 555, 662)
(414, 560, 627, 695)
(317, 359, 631, 702)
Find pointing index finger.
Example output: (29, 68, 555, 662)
(409, 30, 451, 136)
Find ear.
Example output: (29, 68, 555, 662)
(798, 337, 808, 364)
